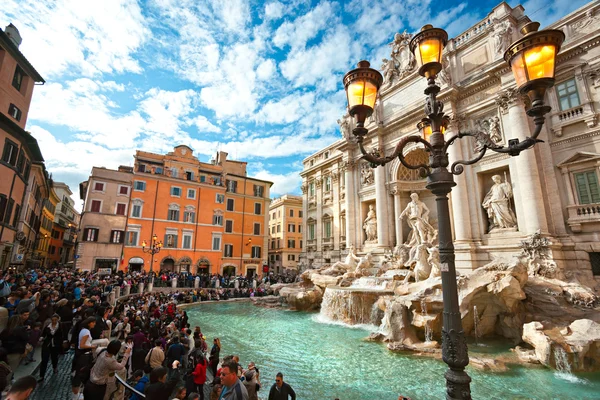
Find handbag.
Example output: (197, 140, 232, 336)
(145, 348, 154, 368)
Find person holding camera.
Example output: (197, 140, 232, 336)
(83, 339, 131, 400)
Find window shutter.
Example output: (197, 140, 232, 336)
(93, 228, 99, 242)
(586, 172, 600, 203)
(119, 231, 125, 244)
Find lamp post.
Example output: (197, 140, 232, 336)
(142, 233, 163, 279)
(343, 22, 564, 400)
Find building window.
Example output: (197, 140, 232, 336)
(131, 204, 142, 218)
(185, 171, 194, 181)
(183, 211, 195, 223)
(556, 78, 580, 111)
(309, 183, 315, 197)
(277, 224, 281, 233)
(90, 200, 101, 213)
(155, 167, 163, 174)
(289, 209, 294, 217)
(253, 223, 261, 235)
(288, 254, 296, 261)
(224, 244, 233, 257)
(2, 198, 13, 225)
(134, 181, 146, 191)
(298, 224, 302, 233)
(216, 194, 225, 204)
(226, 180, 238, 193)
(137, 164, 146, 173)
(12, 66, 24, 91)
(84, 228, 99, 242)
(16, 150, 25, 174)
(590, 252, 600, 276)
(110, 230, 124, 243)
(574, 171, 600, 204)
(212, 235, 221, 250)
(93, 182, 105, 192)
(170, 168, 178, 178)
(171, 187, 181, 197)
(270, 240, 275, 249)
(299, 211, 303, 218)
(308, 223, 315, 240)
(168, 207, 180, 221)
(288, 239, 295, 248)
(271, 226, 275, 234)
(254, 203, 262, 215)
(213, 213, 223, 226)
(118, 185, 129, 195)
(300, 240, 303, 249)
(187, 189, 196, 199)
(165, 234, 178, 248)
(225, 220, 233, 233)
(324, 176, 331, 192)
(182, 234, 192, 249)
(8, 104, 21, 121)
(125, 230, 138, 246)
(251, 246, 261, 258)
(288, 224, 295, 233)
(12, 204, 20, 227)
(2, 139, 18, 166)
(253, 185, 264, 197)
(115, 203, 127, 216)
(200, 175, 206, 183)
(226, 198, 235, 211)
(324, 220, 332, 238)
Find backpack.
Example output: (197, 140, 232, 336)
(0, 281, 11, 297)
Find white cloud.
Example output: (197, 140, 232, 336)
(258, 92, 315, 124)
(138, 88, 196, 137)
(0, 0, 150, 78)
(257, 59, 277, 81)
(264, 1, 285, 21)
(273, 1, 335, 49)
(253, 169, 302, 196)
(187, 115, 221, 133)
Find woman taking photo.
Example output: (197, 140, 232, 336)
(83, 340, 131, 400)
(38, 314, 63, 383)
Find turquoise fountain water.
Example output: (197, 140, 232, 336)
(186, 302, 600, 400)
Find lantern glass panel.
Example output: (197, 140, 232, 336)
(524, 44, 556, 81)
(510, 52, 528, 88)
(347, 79, 366, 109)
(363, 81, 378, 109)
(418, 38, 443, 66)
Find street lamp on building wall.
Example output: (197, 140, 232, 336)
(141, 234, 162, 276)
(343, 22, 564, 400)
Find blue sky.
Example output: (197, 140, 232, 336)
(0, 0, 588, 208)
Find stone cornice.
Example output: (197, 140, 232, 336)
(550, 129, 600, 147)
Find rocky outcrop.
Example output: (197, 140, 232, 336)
(521, 319, 600, 372)
(279, 286, 323, 311)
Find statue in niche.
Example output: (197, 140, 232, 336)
(399, 193, 438, 247)
(488, 116, 502, 143)
(476, 116, 502, 144)
(363, 205, 378, 243)
(492, 18, 513, 54)
(361, 163, 374, 186)
(482, 174, 518, 231)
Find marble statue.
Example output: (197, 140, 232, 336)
(354, 252, 374, 274)
(492, 18, 513, 54)
(488, 116, 502, 143)
(427, 247, 441, 279)
(337, 114, 351, 141)
(403, 243, 432, 282)
(361, 164, 374, 185)
(438, 54, 452, 86)
(399, 193, 437, 246)
(482, 174, 517, 231)
(389, 31, 415, 76)
(325, 246, 361, 274)
(381, 58, 399, 87)
(363, 205, 378, 243)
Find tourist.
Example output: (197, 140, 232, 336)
(4, 375, 37, 400)
(71, 316, 97, 399)
(24, 322, 42, 365)
(218, 360, 248, 400)
(0, 349, 12, 392)
(144, 362, 181, 400)
(0, 315, 28, 379)
(187, 393, 200, 400)
(173, 385, 187, 399)
(84, 340, 131, 400)
(146, 339, 166, 369)
(267, 372, 296, 400)
(209, 381, 223, 400)
(209, 338, 220, 381)
(38, 314, 62, 382)
(190, 352, 207, 400)
(130, 369, 148, 400)
(166, 336, 186, 367)
(242, 369, 259, 400)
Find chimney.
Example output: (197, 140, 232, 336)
(5, 24, 22, 48)
(217, 151, 228, 164)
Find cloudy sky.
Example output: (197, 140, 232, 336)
(1, 0, 587, 208)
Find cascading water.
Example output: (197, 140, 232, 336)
(554, 347, 572, 374)
(473, 305, 481, 345)
(421, 298, 432, 343)
(320, 287, 389, 326)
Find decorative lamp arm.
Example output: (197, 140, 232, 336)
(356, 133, 433, 176)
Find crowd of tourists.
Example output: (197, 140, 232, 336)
(0, 267, 302, 400)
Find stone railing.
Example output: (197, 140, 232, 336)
(558, 106, 584, 122)
(566, 203, 600, 232)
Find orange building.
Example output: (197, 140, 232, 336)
(123, 146, 272, 277)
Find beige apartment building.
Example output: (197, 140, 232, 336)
(76, 166, 133, 271)
(268, 194, 303, 273)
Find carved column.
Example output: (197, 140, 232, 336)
(300, 183, 309, 259)
(344, 161, 356, 249)
(392, 188, 403, 246)
(446, 115, 472, 241)
(502, 89, 549, 234)
(331, 171, 340, 260)
(315, 177, 323, 257)
(374, 164, 390, 248)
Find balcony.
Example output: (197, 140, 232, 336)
(566, 203, 600, 232)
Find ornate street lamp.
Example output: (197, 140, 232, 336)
(142, 234, 162, 276)
(343, 22, 564, 400)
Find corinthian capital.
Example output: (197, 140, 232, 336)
(496, 87, 528, 114)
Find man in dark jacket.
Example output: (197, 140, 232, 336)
(144, 363, 181, 400)
(267, 372, 296, 400)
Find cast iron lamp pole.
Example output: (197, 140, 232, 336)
(343, 22, 564, 400)
(141, 234, 163, 277)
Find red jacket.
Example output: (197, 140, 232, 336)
(192, 361, 207, 384)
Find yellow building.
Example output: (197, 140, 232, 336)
(36, 184, 59, 267)
(268, 194, 303, 273)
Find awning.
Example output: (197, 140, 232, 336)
(129, 257, 144, 264)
